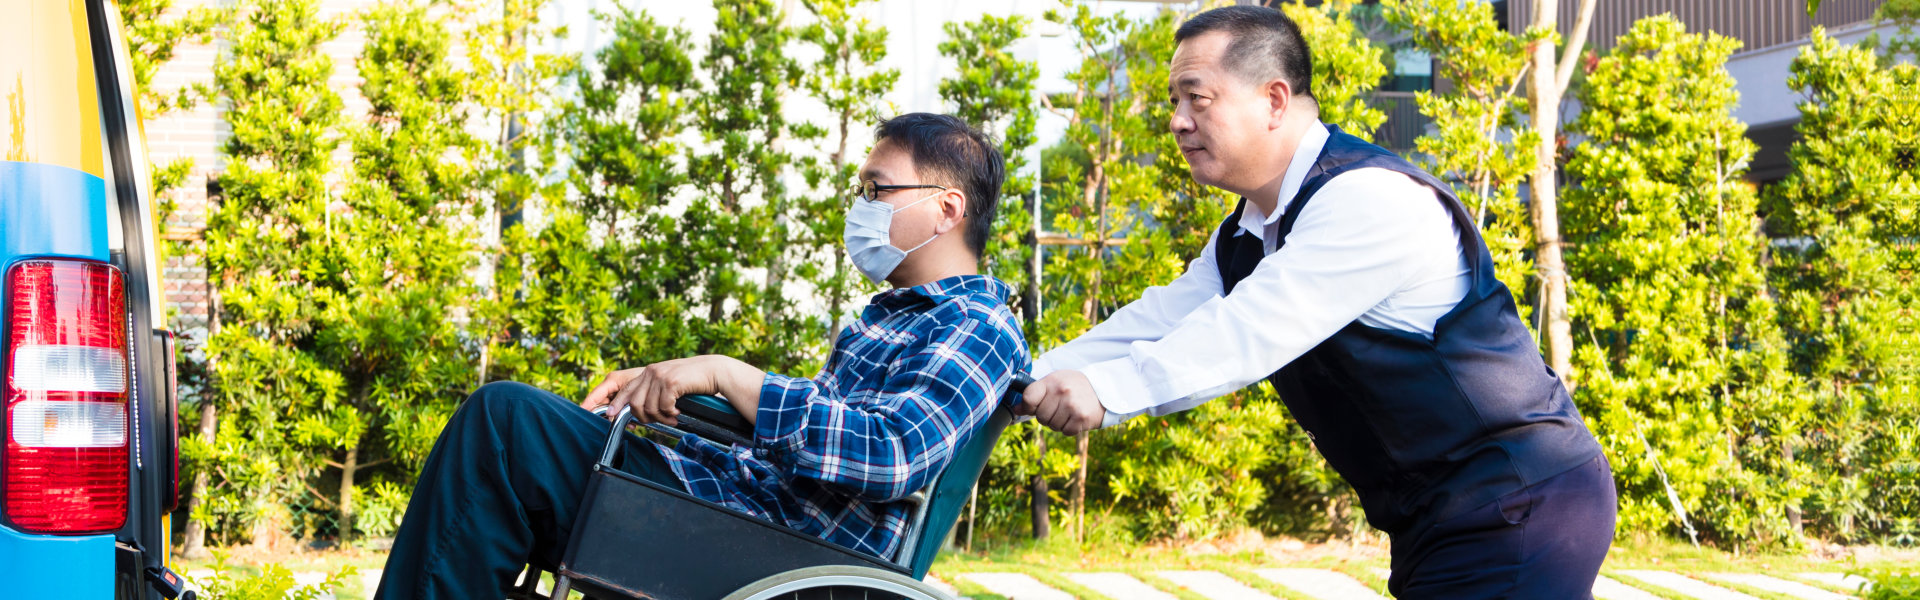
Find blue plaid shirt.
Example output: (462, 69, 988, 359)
(647, 274, 1029, 559)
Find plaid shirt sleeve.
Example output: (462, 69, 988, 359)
(752, 309, 1023, 502)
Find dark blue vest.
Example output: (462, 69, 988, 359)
(1215, 126, 1602, 535)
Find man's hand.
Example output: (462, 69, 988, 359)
(1013, 370, 1104, 435)
(580, 356, 765, 426)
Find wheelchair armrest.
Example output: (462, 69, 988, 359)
(672, 394, 755, 447)
(678, 394, 752, 434)
(594, 394, 756, 466)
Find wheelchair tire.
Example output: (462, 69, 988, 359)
(723, 565, 954, 600)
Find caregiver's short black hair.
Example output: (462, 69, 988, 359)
(1175, 5, 1315, 100)
(874, 113, 1005, 258)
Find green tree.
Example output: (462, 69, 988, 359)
(487, 6, 701, 396)
(793, 0, 899, 355)
(1862, 0, 1920, 551)
(199, 0, 346, 546)
(1564, 16, 1798, 547)
(1382, 0, 1541, 319)
(936, 12, 1043, 542)
(940, 13, 1040, 284)
(686, 0, 807, 369)
(464, 0, 575, 387)
(1038, 3, 1192, 542)
(1768, 28, 1905, 544)
(294, 1, 486, 540)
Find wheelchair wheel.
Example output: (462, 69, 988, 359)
(723, 566, 953, 600)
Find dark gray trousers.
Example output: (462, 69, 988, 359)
(374, 381, 684, 600)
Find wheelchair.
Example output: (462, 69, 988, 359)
(509, 374, 1032, 600)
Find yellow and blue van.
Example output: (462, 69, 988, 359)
(2, 0, 184, 597)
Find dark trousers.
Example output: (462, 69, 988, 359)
(1387, 454, 1618, 599)
(374, 381, 685, 600)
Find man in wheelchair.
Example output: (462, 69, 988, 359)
(374, 113, 1030, 600)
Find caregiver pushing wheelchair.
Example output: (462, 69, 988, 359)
(1016, 6, 1617, 599)
(374, 112, 1029, 600)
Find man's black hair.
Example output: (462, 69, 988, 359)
(873, 113, 1005, 258)
(1175, 5, 1315, 101)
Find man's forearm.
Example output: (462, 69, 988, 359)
(717, 358, 766, 425)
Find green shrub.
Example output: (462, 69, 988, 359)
(1856, 567, 1919, 600)
(190, 553, 354, 600)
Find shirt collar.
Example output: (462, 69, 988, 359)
(874, 274, 1014, 308)
(1237, 120, 1330, 239)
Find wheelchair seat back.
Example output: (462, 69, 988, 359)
(902, 406, 1014, 578)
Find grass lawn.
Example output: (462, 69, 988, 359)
(166, 530, 1907, 600)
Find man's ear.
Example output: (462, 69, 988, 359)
(935, 189, 968, 234)
(1268, 78, 1293, 129)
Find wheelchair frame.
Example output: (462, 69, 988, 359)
(513, 375, 1028, 600)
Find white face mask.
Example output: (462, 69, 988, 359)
(844, 190, 944, 285)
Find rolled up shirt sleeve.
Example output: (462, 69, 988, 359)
(753, 315, 1024, 502)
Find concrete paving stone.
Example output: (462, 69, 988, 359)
(961, 572, 1077, 600)
(1795, 573, 1873, 595)
(363, 568, 385, 599)
(925, 574, 962, 597)
(1154, 570, 1279, 600)
(1252, 568, 1388, 600)
(1066, 572, 1179, 600)
(1704, 573, 1854, 600)
(1616, 570, 1763, 600)
(1593, 575, 1670, 600)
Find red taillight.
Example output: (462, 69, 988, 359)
(4, 259, 130, 533)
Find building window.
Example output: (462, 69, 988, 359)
(1384, 44, 1433, 92)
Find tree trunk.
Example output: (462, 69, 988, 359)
(339, 443, 359, 543)
(181, 278, 222, 559)
(179, 398, 217, 559)
(1073, 431, 1089, 542)
(826, 109, 854, 333)
(828, 248, 848, 338)
(1528, 0, 1576, 388)
(762, 55, 791, 330)
(1784, 441, 1802, 536)
(1026, 190, 1048, 542)
(1030, 428, 1049, 540)
(764, 210, 790, 326)
(703, 279, 727, 354)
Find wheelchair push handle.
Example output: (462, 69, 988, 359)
(1008, 372, 1033, 395)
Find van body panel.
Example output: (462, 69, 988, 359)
(1, 0, 107, 179)
(0, 161, 112, 262)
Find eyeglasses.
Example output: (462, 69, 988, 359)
(855, 179, 948, 203)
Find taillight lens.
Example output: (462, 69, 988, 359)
(4, 259, 130, 533)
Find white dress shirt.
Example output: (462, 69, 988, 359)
(1030, 121, 1473, 427)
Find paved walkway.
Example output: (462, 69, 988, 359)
(953, 568, 1864, 600)
(185, 566, 1867, 599)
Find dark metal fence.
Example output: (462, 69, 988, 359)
(1370, 91, 1430, 154)
(1509, 0, 1881, 54)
